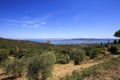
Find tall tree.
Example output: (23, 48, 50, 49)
(114, 29, 120, 38)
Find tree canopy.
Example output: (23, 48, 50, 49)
(114, 29, 120, 38)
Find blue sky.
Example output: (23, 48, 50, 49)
(0, 0, 120, 39)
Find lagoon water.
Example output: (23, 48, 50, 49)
(29, 39, 114, 45)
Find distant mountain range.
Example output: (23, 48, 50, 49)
(70, 38, 115, 40)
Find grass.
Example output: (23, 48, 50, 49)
(61, 56, 120, 80)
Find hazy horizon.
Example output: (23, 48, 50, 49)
(0, 37, 115, 40)
(0, 0, 120, 39)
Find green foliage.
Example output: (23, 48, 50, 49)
(56, 53, 70, 64)
(3, 59, 24, 77)
(85, 46, 102, 59)
(26, 56, 41, 80)
(109, 45, 119, 54)
(0, 37, 111, 79)
(72, 49, 86, 65)
(0, 38, 53, 52)
(114, 29, 120, 38)
(113, 39, 120, 44)
(14, 49, 27, 59)
(0, 49, 8, 62)
(26, 52, 56, 80)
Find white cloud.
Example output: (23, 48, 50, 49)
(21, 23, 44, 29)
(0, 17, 47, 29)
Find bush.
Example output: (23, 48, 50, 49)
(14, 50, 26, 59)
(26, 52, 56, 80)
(85, 46, 101, 59)
(0, 49, 8, 62)
(72, 50, 86, 65)
(26, 56, 40, 80)
(56, 54, 70, 64)
(109, 45, 119, 54)
(3, 59, 24, 77)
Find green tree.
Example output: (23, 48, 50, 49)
(109, 45, 119, 54)
(26, 52, 56, 80)
(72, 50, 86, 65)
(114, 29, 120, 38)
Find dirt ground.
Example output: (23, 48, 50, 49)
(48, 61, 101, 80)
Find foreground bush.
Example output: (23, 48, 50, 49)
(3, 59, 24, 77)
(72, 50, 86, 65)
(56, 53, 70, 64)
(109, 45, 119, 54)
(26, 52, 56, 80)
(85, 46, 102, 59)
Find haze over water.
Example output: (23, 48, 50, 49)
(29, 38, 114, 44)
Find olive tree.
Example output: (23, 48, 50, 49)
(72, 50, 86, 65)
(26, 52, 56, 80)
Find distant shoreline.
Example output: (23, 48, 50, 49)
(28, 38, 115, 45)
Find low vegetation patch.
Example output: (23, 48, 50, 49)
(61, 56, 120, 80)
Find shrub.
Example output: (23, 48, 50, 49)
(72, 50, 86, 65)
(0, 49, 8, 62)
(85, 47, 93, 58)
(56, 54, 70, 64)
(92, 48, 101, 58)
(3, 59, 24, 77)
(14, 50, 26, 59)
(26, 52, 56, 80)
(109, 45, 119, 54)
(26, 56, 40, 80)
(85, 46, 102, 59)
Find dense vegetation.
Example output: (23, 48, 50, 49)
(0, 36, 120, 80)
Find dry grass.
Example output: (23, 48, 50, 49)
(48, 61, 100, 80)
(84, 57, 120, 80)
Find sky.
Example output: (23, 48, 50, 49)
(0, 0, 120, 39)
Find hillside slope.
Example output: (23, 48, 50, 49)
(61, 55, 120, 80)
